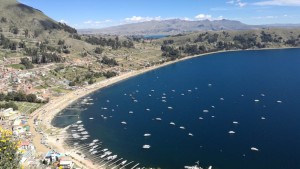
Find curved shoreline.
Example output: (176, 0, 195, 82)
(30, 47, 299, 169)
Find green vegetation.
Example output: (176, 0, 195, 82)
(15, 102, 43, 114)
(0, 128, 21, 169)
(100, 56, 118, 66)
(0, 102, 18, 110)
(20, 58, 34, 69)
(0, 92, 45, 103)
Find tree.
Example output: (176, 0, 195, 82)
(26, 94, 37, 103)
(94, 47, 103, 54)
(0, 127, 21, 168)
(20, 58, 34, 69)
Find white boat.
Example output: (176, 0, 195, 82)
(93, 139, 99, 143)
(199, 117, 203, 120)
(277, 100, 282, 103)
(146, 108, 150, 111)
(220, 98, 224, 101)
(144, 133, 151, 137)
(261, 117, 266, 120)
(251, 147, 259, 151)
(162, 100, 167, 102)
(81, 131, 88, 135)
(261, 94, 265, 97)
(92, 145, 99, 149)
(233, 121, 239, 124)
(168, 106, 173, 109)
(162, 96, 167, 99)
(121, 160, 127, 165)
(188, 90, 192, 92)
(155, 118, 162, 121)
(181, 93, 185, 96)
(180, 126, 185, 129)
(170, 122, 176, 125)
(100, 154, 107, 158)
(151, 90, 155, 92)
(121, 121, 127, 125)
(142, 145, 151, 149)
(254, 99, 260, 102)
(102, 148, 108, 152)
(148, 94, 152, 97)
(129, 111, 134, 114)
(76, 121, 82, 124)
(208, 84, 212, 87)
(228, 131, 235, 134)
(91, 151, 98, 155)
(89, 117, 94, 120)
(172, 90, 176, 92)
(188, 133, 194, 136)
(89, 142, 95, 146)
(203, 110, 209, 113)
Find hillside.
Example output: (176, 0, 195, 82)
(79, 19, 255, 35)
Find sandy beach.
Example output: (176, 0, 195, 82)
(29, 47, 298, 169)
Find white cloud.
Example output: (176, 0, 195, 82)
(124, 16, 162, 23)
(195, 14, 212, 20)
(254, 0, 300, 6)
(82, 19, 113, 28)
(59, 19, 68, 24)
(252, 15, 278, 19)
(194, 14, 225, 21)
(227, 0, 247, 7)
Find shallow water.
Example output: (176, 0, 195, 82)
(52, 48, 300, 169)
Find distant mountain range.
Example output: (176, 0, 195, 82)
(78, 19, 300, 35)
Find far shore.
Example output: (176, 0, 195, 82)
(29, 46, 299, 169)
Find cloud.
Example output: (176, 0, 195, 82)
(227, 0, 247, 7)
(195, 14, 212, 20)
(83, 19, 113, 28)
(59, 19, 68, 24)
(253, 0, 300, 6)
(194, 14, 225, 21)
(124, 16, 162, 23)
(252, 15, 278, 19)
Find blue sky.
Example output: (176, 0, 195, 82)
(19, 0, 300, 29)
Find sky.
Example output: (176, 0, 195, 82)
(19, 0, 300, 29)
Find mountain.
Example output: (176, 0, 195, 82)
(0, 0, 61, 31)
(78, 19, 256, 35)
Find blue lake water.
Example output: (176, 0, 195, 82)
(52, 48, 300, 169)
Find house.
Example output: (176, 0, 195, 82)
(59, 160, 74, 169)
(0, 108, 18, 120)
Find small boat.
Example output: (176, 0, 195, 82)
(180, 126, 185, 129)
(146, 108, 150, 111)
(89, 142, 95, 146)
(188, 90, 192, 92)
(144, 133, 151, 137)
(188, 133, 194, 136)
(142, 145, 151, 149)
(91, 151, 98, 155)
(81, 131, 88, 135)
(162, 100, 167, 103)
(261, 117, 266, 120)
(261, 94, 265, 97)
(181, 93, 185, 96)
(148, 94, 152, 97)
(121, 121, 127, 125)
(228, 131, 235, 134)
(170, 122, 176, 125)
(211, 106, 215, 108)
(220, 98, 224, 101)
(254, 99, 260, 102)
(155, 118, 162, 121)
(93, 139, 99, 143)
(151, 90, 155, 92)
(168, 107, 173, 110)
(129, 111, 134, 114)
(277, 100, 282, 103)
(208, 84, 212, 87)
(203, 110, 209, 113)
(76, 121, 82, 124)
(233, 121, 239, 124)
(172, 90, 176, 92)
(102, 148, 108, 152)
(121, 160, 127, 165)
(162, 96, 167, 99)
(251, 147, 259, 151)
(89, 117, 94, 120)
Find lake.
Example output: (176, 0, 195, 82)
(52, 48, 300, 169)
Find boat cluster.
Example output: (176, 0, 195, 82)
(66, 121, 143, 168)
